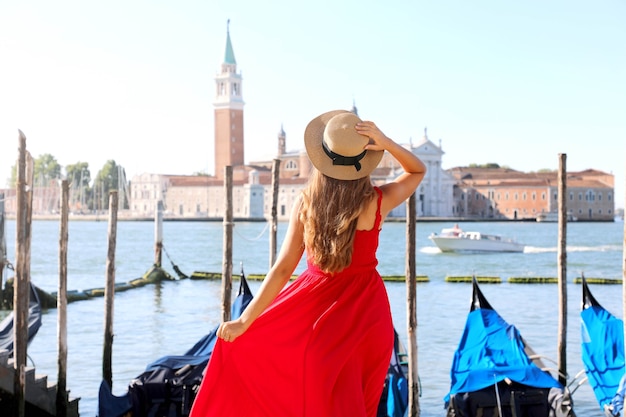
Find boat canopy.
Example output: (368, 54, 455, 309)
(446, 281, 562, 403)
(0, 283, 42, 355)
(581, 279, 626, 414)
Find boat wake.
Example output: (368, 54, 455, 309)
(524, 244, 621, 254)
(420, 246, 442, 254)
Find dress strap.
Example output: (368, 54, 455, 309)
(373, 187, 383, 230)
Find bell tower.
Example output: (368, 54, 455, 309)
(214, 20, 244, 178)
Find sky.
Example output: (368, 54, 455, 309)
(1, 1, 625, 209)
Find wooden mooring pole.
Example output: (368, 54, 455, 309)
(222, 166, 233, 322)
(1, 191, 6, 309)
(557, 153, 568, 386)
(155, 200, 164, 267)
(269, 159, 280, 268)
(406, 193, 420, 416)
(57, 180, 69, 416)
(103, 190, 119, 389)
(14, 130, 34, 417)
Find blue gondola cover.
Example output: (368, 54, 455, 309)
(446, 300, 562, 405)
(581, 283, 626, 414)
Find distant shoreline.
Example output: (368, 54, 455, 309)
(3, 214, 617, 223)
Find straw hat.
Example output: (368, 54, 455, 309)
(304, 110, 383, 180)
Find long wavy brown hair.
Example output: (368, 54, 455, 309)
(299, 169, 376, 273)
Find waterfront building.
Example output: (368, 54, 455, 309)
(214, 21, 244, 180)
(378, 128, 455, 218)
(449, 167, 615, 221)
(130, 173, 171, 218)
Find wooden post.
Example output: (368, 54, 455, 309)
(405, 193, 420, 416)
(13, 130, 33, 417)
(154, 200, 163, 267)
(222, 166, 233, 322)
(103, 190, 119, 389)
(269, 159, 280, 268)
(557, 153, 568, 386)
(0, 191, 6, 309)
(57, 180, 69, 417)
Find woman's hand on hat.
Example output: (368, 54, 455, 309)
(355, 121, 392, 151)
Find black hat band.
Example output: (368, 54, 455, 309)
(322, 140, 367, 172)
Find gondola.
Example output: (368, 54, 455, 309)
(378, 329, 409, 417)
(0, 282, 43, 355)
(581, 277, 625, 417)
(98, 271, 254, 417)
(445, 278, 575, 417)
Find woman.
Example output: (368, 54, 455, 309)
(190, 109, 426, 416)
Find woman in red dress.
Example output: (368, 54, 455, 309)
(190, 109, 426, 416)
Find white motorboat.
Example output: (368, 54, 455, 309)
(536, 211, 578, 222)
(429, 225, 525, 253)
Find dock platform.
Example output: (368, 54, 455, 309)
(0, 349, 79, 416)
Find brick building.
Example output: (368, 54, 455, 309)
(449, 167, 614, 221)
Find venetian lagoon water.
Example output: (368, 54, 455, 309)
(2, 219, 624, 416)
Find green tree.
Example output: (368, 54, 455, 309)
(94, 160, 129, 210)
(468, 163, 501, 169)
(65, 162, 92, 211)
(9, 153, 62, 187)
(34, 154, 62, 184)
(65, 162, 91, 187)
(9, 165, 16, 187)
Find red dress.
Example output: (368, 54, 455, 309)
(190, 188, 393, 416)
